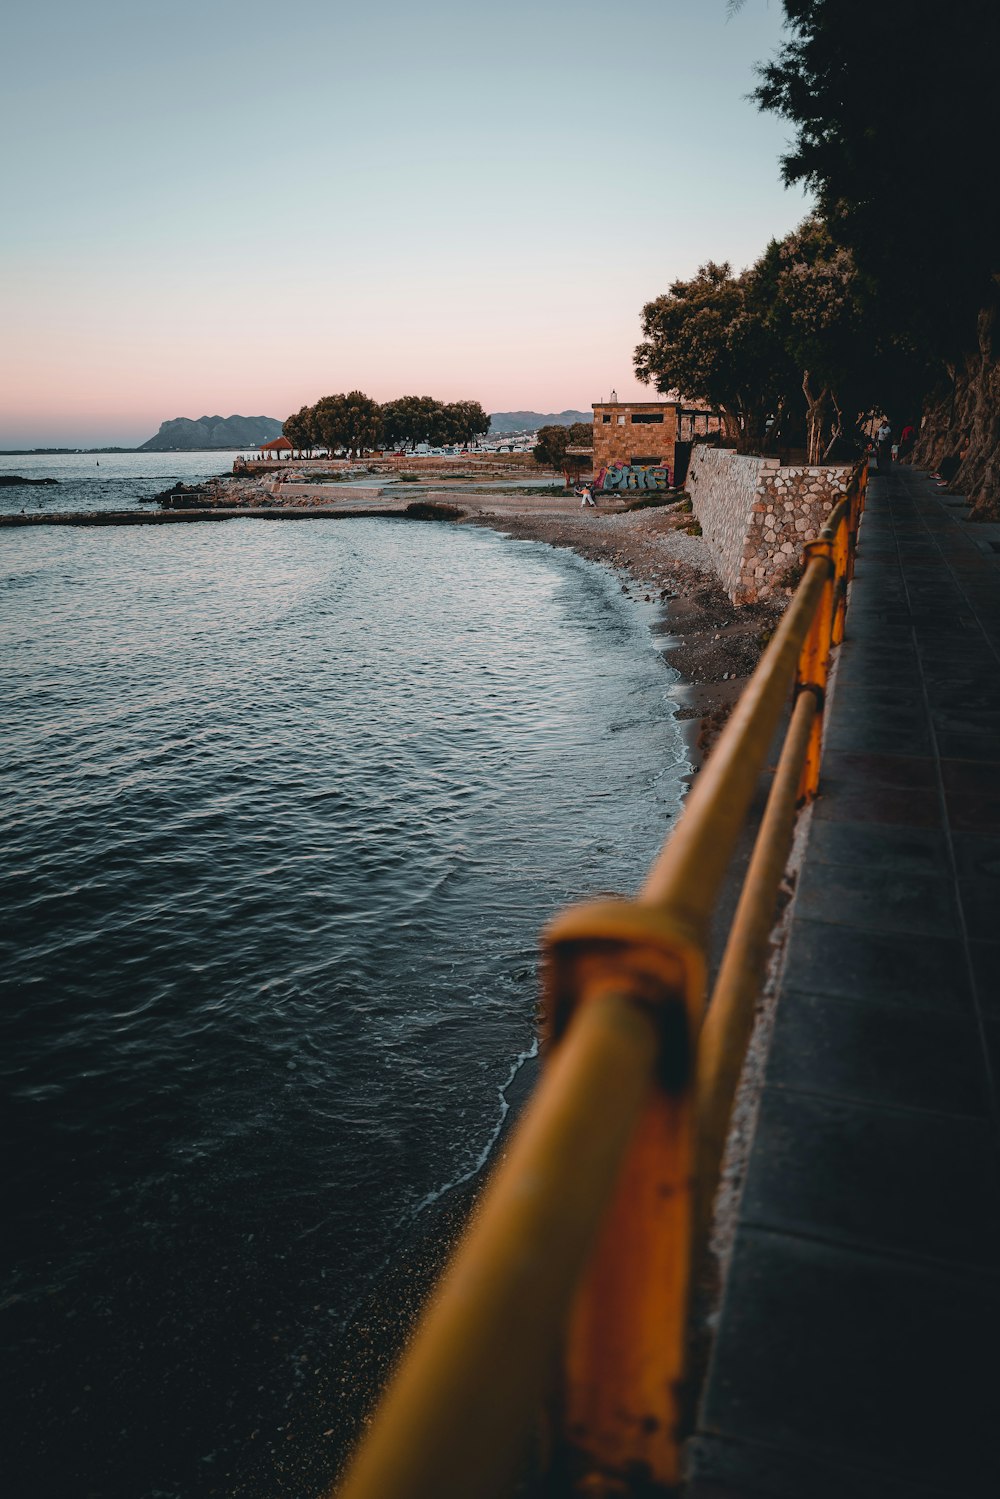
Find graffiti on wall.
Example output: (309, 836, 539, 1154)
(595, 463, 671, 492)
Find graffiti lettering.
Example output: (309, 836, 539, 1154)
(595, 464, 671, 493)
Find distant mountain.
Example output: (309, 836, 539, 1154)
(488, 409, 591, 434)
(138, 415, 284, 451)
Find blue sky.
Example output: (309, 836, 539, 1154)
(1, 0, 810, 445)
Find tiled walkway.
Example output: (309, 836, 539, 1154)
(688, 467, 1000, 1498)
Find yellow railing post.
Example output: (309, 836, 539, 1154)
(541, 904, 705, 1491)
(831, 508, 850, 646)
(795, 538, 835, 803)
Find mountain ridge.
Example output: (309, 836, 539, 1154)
(138, 415, 283, 451)
(487, 409, 590, 434)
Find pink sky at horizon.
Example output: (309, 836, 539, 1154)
(2, 2, 811, 449)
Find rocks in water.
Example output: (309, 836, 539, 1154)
(151, 482, 210, 508)
(0, 475, 60, 487)
(403, 501, 464, 521)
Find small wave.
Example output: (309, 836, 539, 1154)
(412, 1034, 540, 1216)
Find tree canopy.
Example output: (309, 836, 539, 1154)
(741, 0, 1000, 505)
(283, 394, 491, 457)
(282, 405, 317, 453)
(533, 423, 592, 485)
(635, 216, 935, 461)
(752, 0, 999, 363)
(635, 260, 795, 453)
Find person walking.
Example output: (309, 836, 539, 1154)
(876, 419, 893, 472)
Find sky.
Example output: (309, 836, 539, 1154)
(1, 0, 811, 447)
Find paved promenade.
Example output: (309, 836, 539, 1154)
(689, 467, 1000, 1497)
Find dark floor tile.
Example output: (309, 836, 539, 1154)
(925, 687, 1000, 722)
(950, 832, 1000, 882)
(795, 860, 957, 937)
(824, 716, 932, 756)
(934, 730, 1000, 763)
(918, 644, 998, 671)
(700, 1229, 1000, 1489)
(805, 819, 947, 874)
(968, 942, 1000, 1018)
(930, 705, 1000, 738)
(946, 788, 1000, 835)
(783, 918, 972, 1013)
(742, 1087, 1000, 1266)
(818, 750, 937, 791)
(812, 780, 942, 828)
(834, 660, 921, 691)
(686, 1434, 955, 1499)
(983, 1021, 1000, 1107)
(767, 989, 989, 1118)
(923, 674, 1000, 701)
(942, 759, 1000, 794)
(958, 876, 1000, 944)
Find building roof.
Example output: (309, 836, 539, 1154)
(260, 435, 293, 451)
(592, 399, 679, 410)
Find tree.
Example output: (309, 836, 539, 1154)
(282, 405, 316, 456)
(634, 262, 794, 453)
(747, 0, 1000, 508)
(533, 424, 590, 488)
(382, 395, 433, 451)
(311, 394, 349, 455)
(752, 1, 998, 361)
(381, 395, 491, 450)
(340, 390, 383, 457)
(760, 219, 868, 463)
(442, 400, 491, 447)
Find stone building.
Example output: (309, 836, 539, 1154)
(591, 397, 724, 481)
(592, 399, 680, 472)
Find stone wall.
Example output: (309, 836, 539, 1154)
(688, 446, 852, 604)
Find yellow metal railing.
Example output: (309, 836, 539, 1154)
(335, 463, 867, 1499)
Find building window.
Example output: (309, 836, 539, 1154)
(631, 456, 663, 467)
(602, 415, 611, 424)
(631, 413, 664, 424)
(617, 415, 625, 425)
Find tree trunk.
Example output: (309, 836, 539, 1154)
(802, 372, 830, 465)
(720, 406, 743, 450)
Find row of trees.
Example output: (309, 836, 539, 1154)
(696, 0, 999, 508)
(634, 217, 924, 465)
(282, 394, 490, 458)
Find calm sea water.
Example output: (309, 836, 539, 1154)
(1, 507, 687, 1497)
(0, 450, 250, 514)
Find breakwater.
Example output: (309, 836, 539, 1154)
(0, 504, 457, 527)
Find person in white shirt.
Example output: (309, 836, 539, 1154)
(876, 420, 893, 471)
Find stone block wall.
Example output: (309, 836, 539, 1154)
(688, 446, 853, 604)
